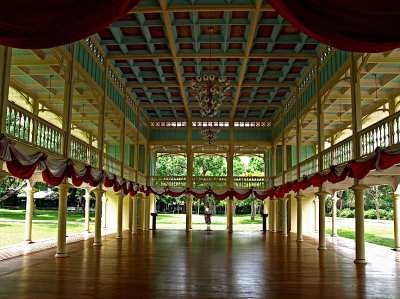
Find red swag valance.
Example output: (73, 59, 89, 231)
(269, 0, 400, 52)
(0, 0, 140, 49)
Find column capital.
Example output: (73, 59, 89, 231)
(23, 188, 37, 194)
(58, 182, 70, 192)
(93, 188, 105, 197)
(316, 191, 329, 200)
(350, 184, 369, 193)
(116, 192, 125, 199)
(295, 194, 305, 200)
(331, 195, 339, 202)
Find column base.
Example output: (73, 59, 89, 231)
(132, 230, 137, 235)
(296, 238, 303, 242)
(24, 240, 33, 244)
(318, 246, 327, 250)
(331, 233, 338, 237)
(84, 230, 90, 233)
(391, 247, 400, 251)
(116, 236, 123, 239)
(55, 252, 68, 258)
(93, 242, 102, 247)
(354, 259, 367, 264)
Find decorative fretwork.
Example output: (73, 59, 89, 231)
(298, 65, 316, 93)
(107, 66, 125, 93)
(233, 176, 269, 189)
(233, 121, 271, 128)
(150, 121, 188, 127)
(319, 46, 332, 65)
(84, 38, 104, 65)
(284, 93, 296, 110)
(193, 121, 229, 128)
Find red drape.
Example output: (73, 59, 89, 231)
(6, 151, 45, 179)
(269, 0, 400, 52)
(0, 0, 140, 49)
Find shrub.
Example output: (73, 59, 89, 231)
(364, 209, 377, 219)
(339, 208, 355, 218)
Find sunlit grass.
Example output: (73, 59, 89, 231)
(325, 228, 394, 248)
(0, 209, 94, 222)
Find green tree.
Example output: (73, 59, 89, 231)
(233, 156, 246, 176)
(193, 155, 227, 176)
(247, 156, 264, 174)
(156, 154, 187, 176)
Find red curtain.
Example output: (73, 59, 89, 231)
(6, 151, 44, 179)
(0, 0, 140, 49)
(269, 0, 400, 52)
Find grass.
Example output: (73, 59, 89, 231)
(325, 228, 394, 248)
(0, 209, 94, 248)
(0, 209, 94, 222)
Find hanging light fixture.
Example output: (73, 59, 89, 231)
(200, 126, 220, 145)
(190, 27, 231, 118)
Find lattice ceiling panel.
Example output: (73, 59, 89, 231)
(95, 0, 322, 122)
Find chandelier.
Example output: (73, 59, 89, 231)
(200, 126, 220, 145)
(189, 27, 231, 118)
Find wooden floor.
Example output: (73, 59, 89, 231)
(1, 230, 400, 299)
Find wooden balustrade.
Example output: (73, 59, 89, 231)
(192, 176, 228, 188)
(360, 110, 400, 157)
(299, 156, 318, 177)
(103, 154, 122, 176)
(5, 102, 64, 155)
(284, 166, 297, 182)
(70, 136, 99, 168)
(233, 176, 269, 189)
(123, 165, 135, 181)
(149, 176, 187, 188)
(322, 137, 353, 170)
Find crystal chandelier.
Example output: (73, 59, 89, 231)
(201, 126, 220, 145)
(190, 27, 231, 118)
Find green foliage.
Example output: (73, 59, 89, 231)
(339, 208, 355, 218)
(233, 156, 245, 176)
(364, 209, 377, 219)
(156, 154, 187, 176)
(325, 228, 394, 248)
(193, 155, 227, 176)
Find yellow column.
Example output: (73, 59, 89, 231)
(185, 194, 193, 232)
(0, 46, 12, 133)
(132, 195, 138, 234)
(282, 196, 289, 236)
(55, 182, 69, 258)
(227, 198, 233, 232)
(116, 193, 124, 239)
(276, 198, 281, 231)
(316, 191, 329, 250)
(137, 193, 144, 230)
(144, 195, 151, 230)
(271, 200, 276, 232)
(128, 195, 133, 232)
(392, 184, 400, 251)
(101, 194, 107, 229)
(24, 188, 36, 243)
(93, 189, 104, 246)
(313, 196, 319, 232)
(149, 193, 156, 229)
(393, 189, 400, 251)
(84, 188, 91, 233)
(350, 184, 368, 264)
(331, 192, 339, 237)
(296, 194, 304, 242)
(140, 194, 147, 230)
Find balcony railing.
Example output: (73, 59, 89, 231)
(5, 102, 64, 155)
(192, 176, 227, 188)
(233, 176, 269, 189)
(149, 175, 187, 188)
(360, 110, 400, 157)
(299, 156, 318, 177)
(284, 166, 297, 182)
(322, 137, 353, 170)
(123, 165, 135, 181)
(103, 154, 121, 176)
(70, 136, 99, 168)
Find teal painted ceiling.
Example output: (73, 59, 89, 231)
(95, 0, 320, 121)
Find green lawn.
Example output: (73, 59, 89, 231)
(0, 209, 94, 248)
(325, 228, 394, 248)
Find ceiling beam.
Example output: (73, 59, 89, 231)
(130, 3, 274, 13)
(107, 52, 316, 60)
(160, 0, 190, 120)
(127, 82, 295, 88)
(231, 0, 263, 120)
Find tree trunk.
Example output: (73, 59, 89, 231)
(250, 200, 255, 220)
(232, 202, 236, 217)
(373, 187, 381, 220)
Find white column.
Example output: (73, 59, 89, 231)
(351, 184, 368, 264)
(24, 188, 36, 243)
(282, 196, 289, 236)
(55, 183, 69, 258)
(116, 193, 124, 239)
(296, 194, 304, 242)
(263, 199, 269, 231)
(185, 194, 193, 232)
(84, 188, 91, 233)
(93, 189, 104, 246)
(144, 195, 150, 230)
(393, 190, 400, 251)
(101, 194, 107, 229)
(316, 191, 329, 250)
(331, 192, 339, 237)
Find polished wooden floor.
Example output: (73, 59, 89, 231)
(1, 229, 400, 299)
